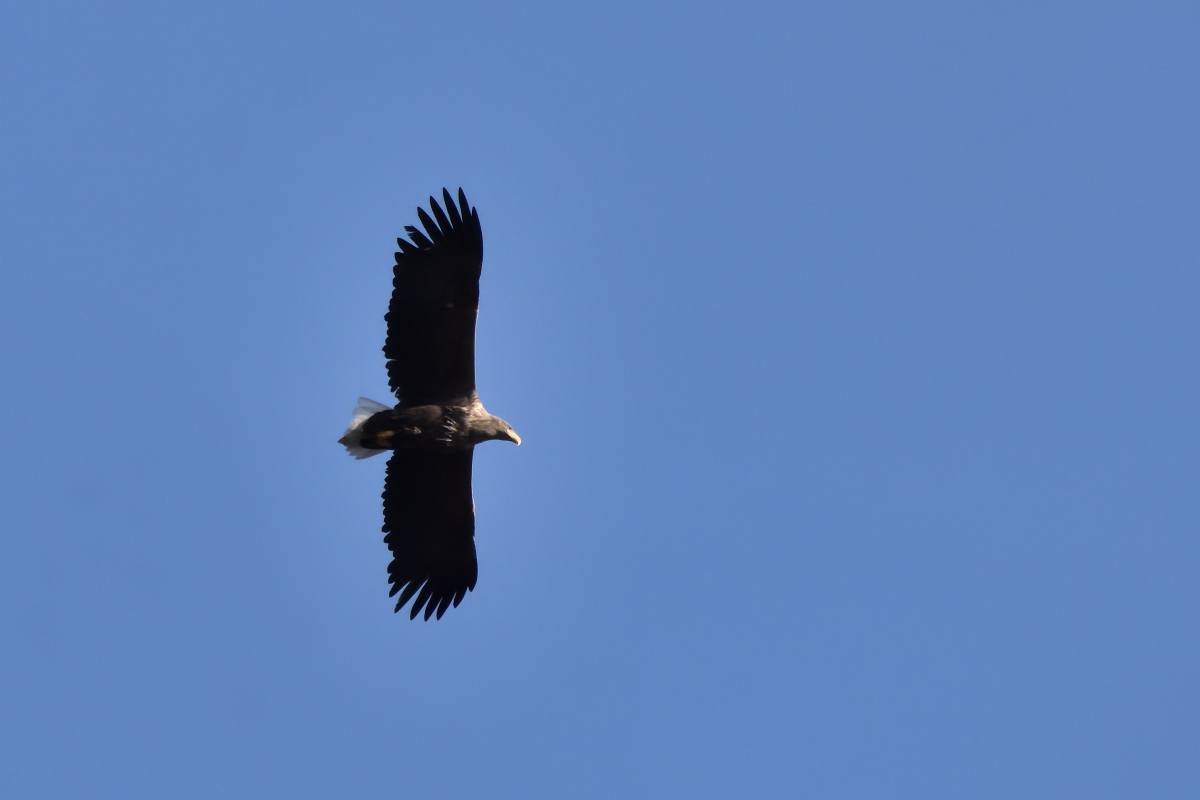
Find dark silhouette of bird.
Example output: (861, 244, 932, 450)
(340, 188, 519, 620)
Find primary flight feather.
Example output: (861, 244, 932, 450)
(339, 188, 519, 620)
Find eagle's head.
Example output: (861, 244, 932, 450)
(473, 415, 521, 446)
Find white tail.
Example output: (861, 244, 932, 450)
(339, 397, 392, 459)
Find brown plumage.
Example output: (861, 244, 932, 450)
(340, 189, 519, 620)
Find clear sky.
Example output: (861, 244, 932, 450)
(2, 2, 1197, 797)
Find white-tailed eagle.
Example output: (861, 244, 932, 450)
(340, 189, 519, 620)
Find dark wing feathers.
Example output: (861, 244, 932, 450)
(426, 197, 452, 236)
(383, 450, 478, 620)
(416, 207, 444, 244)
(378, 189, 485, 621)
(442, 189, 462, 226)
(385, 188, 483, 406)
(403, 225, 433, 249)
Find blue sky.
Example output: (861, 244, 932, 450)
(1, 2, 1198, 797)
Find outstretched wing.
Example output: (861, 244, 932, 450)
(382, 450, 478, 620)
(385, 188, 483, 406)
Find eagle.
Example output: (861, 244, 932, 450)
(339, 188, 520, 620)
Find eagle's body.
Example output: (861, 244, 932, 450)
(339, 189, 518, 620)
(356, 399, 513, 452)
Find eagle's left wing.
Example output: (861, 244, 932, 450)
(382, 449, 478, 620)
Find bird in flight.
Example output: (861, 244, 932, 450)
(340, 188, 520, 620)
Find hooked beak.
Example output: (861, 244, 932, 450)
(507, 430, 522, 446)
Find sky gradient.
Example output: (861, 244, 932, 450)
(2, 2, 1198, 797)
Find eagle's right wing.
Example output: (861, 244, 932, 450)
(382, 449, 478, 620)
(385, 189, 483, 407)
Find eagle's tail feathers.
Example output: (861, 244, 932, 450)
(340, 398, 392, 459)
(354, 397, 392, 417)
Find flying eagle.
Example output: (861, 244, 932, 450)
(339, 188, 520, 620)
